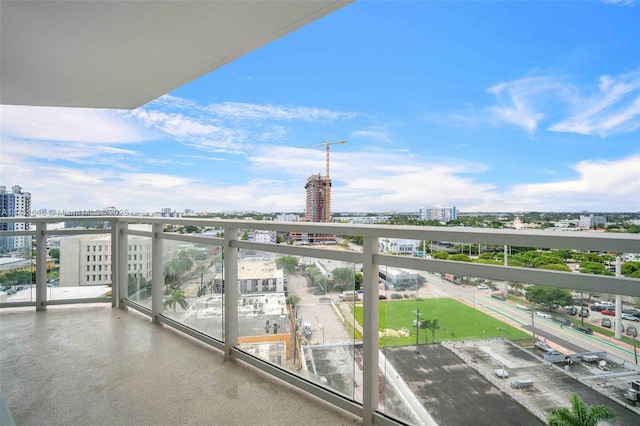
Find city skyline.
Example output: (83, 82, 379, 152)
(1, 1, 639, 213)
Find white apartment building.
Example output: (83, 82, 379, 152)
(59, 225, 180, 287)
(579, 214, 606, 229)
(419, 205, 457, 222)
(0, 185, 31, 252)
(379, 238, 420, 254)
(248, 230, 276, 244)
(237, 256, 285, 293)
(275, 213, 300, 222)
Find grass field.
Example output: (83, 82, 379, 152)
(353, 298, 531, 347)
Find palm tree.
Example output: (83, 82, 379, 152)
(420, 319, 430, 343)
(164, 289, 188, 314)
(426, 318, 440, 343)
(547, 393, 615, 426)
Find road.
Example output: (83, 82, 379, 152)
(287, 272, 352, 345)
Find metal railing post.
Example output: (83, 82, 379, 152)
(118, 222, 129, 308)
(224, 227, 239, 361)
(35, 222, 47, 311)
(362, 235, 379, 425)
(152, 223, 163, 323)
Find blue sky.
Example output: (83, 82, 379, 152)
(1, 0, 639, 214)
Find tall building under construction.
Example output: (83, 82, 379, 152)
(304, 174, 330, 222)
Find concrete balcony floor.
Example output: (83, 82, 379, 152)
(0, 305, 360, 425)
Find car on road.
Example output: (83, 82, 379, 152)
(534, 311, 552, 319)
(516, 304, 530, 310)
(572, 324, 593, 335)
(552, 317, 571, 326)
(622, 313, 640, 322)
(477, 284, 489, 290)
(601, 309, 615, 316)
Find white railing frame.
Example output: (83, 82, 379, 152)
(1, 215, 640, 425)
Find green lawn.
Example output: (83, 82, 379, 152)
(353, 298, 531, 347)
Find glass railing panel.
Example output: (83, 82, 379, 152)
(0, 235, 35, 303)
(376, 266, 536, 425)
(53, 232, 112, 302)
(125, 234, 152, 307)
(236, 248, 363, 403)
(161, 241, 223, 340)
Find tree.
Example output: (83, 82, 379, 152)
(164, 289, 188, 313)
(432, 251, 449, 260)
(448, 254, 473, 262)
(49, 248, 60, 260)
(547, 393, 615, 426)
(525, 285, 573, 311)
(426, 318, 440, 343)
(332, 267, 355, 289)
(420, 319, 430, 343)
(276, 256, 299, 274)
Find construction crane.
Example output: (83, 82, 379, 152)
(300, 137, 346, 222)
(321, 138, 346, 222)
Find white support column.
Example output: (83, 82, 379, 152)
(118, 222, 129, 308)
(110, 220, 119, 308)
(503, 245, 509, 299)
(152, 223, 163, 323)
(615, 257, 622, 339)
(35, 222, 47, 312)
(362, 235, 379, 426)
(224, 227, 239, 361)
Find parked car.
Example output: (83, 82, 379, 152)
(552, 317, 571, 326)
(535, 311, 552, 319)
(590, 305, 604, 312)
(626, 325, 638, 337)
(477, 284, 489, 290)
(494, 368, 509, 378)
(622, 313, 640, 322)
(601, 309, 615, 316)
(602, 318, 612, 328)
(378, 294, 387, 300)
(572, 324, 593, 335)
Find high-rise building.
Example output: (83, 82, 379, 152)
(579, 214, 606, 229)
(419, 205, 457, 222)
(304, 174, 330, 222)
(0, 185, 31, 253)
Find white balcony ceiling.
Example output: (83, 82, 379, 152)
(0, 0, 351, 109)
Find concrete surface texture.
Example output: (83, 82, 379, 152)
(0, 305, 360, 426)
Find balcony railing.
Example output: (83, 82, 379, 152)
(1, 216, 639, 425)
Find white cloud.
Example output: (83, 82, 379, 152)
(486, 76, 564, 133)
(0, 105, 149, 143)
(548, 70, 640, 136)
(206, 102, 356, 122)
(504, 156, 640, 211)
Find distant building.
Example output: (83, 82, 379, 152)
(62, 207, 117, 229)
(156, 208, 182, 218)
(0, 185, 31, 253)
(379, 238, 420, 254)
(304, 174, 330, 222)
(275, 213, 300, 222)
(579, 214, 606, 229)
(247, 230, 276, 244)
(419, 205, 457, 222)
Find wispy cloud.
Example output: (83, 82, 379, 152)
(603, 0, 635, 7)
(548, 70, 640, 137)
(206, 102, 356, 122)
(486, 76, 565, 134)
